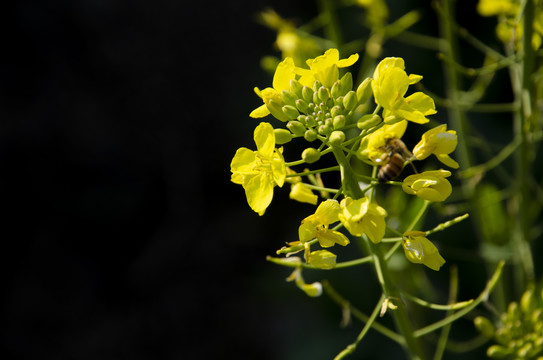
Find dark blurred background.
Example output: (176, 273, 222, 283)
(0, 1, 507, 359)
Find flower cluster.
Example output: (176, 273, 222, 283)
(474, 288, 543, 359)
(231, 49, 459, 295)
(477, 0, 543, 50)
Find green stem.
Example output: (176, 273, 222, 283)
(331, 145, 426, 359)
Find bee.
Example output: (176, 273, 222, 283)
(377, 138, 414, 183)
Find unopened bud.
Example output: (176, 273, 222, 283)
(343, 91, 357, 111)
(304, 129, 318, 142)
(329, 131, 345, 146)
(302, 148, 321, 163)
(296, 99, 310, 114)
(330, 105, 342, 118)
(282, 105, 300, 119)
(267, 99, 290, 122)
(302, 86, 313, 103)
(357, 114, 382, 129)
(289, 79, 303, 98)
(274, 128, 294, 144)
(308, 250, 337, 269)
(474, 316, 495, 338)
(339, 72, 353, 95)
(318, 86, 330, 103)
(356, 78, 373, 104)
(333, 115, 346, 129)
(331, 80, 341, 99)
(281, 90, 298, 107)
(312, 80, 322, 92)
(287, 120, 306, 136)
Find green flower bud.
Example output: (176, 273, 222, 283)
(357, 114, 382, 129)
(287, 120, 306, 136)
(297, 115, 308, 126)
(324, 117, 333, 126)
(318, 124, 332, 136)
(312, 80, 323, 92)
(274, 128, 294, 144)
(302, 86, 314, 103)
(339, 72, 353, 95)
(330, 105, 342, 118)
(334, 95, 344, 106)
(282, 105, 300, 119)
(356, 77, 373, 104)
(281, 90, 298, 107)
(318, 86, 330, 103)
(474, 316, 496, 338)
(331, 80, 341, 99)
(289, 79, 303, 98)
(487, 345, 513, 358)
(302, 148, 321, 163)
(333, 115, 346, 129)
(521, 289, 536, 314)
(296, 99, 310, 114)
(304, 129, 318, 142)
(517, 343, 533, 358)
(313, 91, 320, 105)
(305, 115, 317, 128)
(343, 90, 357, 111)
(267, 99, 290, 122)
(308, 250, 337, 269)
(329, 131, 345, 146)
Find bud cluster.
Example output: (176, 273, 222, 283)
(475, 288, 543, 359)
(277, 72, 371, 148)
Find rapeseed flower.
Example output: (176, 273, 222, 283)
(298, 199, 350, 247)
(250, 57, 297, 121)
(402, 170, 452, 202)
(402, 231, 445, 271)
(357, 120, 407, 165)
(372, 57, 436, 124)
(231, 122, 286, 215)
(296, 48, 359, 88)
(413, 124, 459, 168)
(339, 197, 387, 243)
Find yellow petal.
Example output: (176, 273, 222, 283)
(244, 173, 274, 216)
(254, 122, 275, 158)
(250, 104, 270, 118)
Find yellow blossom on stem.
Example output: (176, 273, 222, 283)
(357, 120, 408, 165)
(372, 57, 436, 124)
(296, 48, 359, 88)
(298, 199, 350, 247)
(402, 231, 445, 271)
(413, 124, 459, 168)
(308, 250, 337, 269)
(230, 122, 286, 215)
(250, 57, 297, 121)
(402, 170, 452, 202)
(339, 197, 388, 243)
(290, 182, 318, 205)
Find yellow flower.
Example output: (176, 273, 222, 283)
(402, 231, 445, 271)
(413, 124, 459, 168)
(290, 182, 318, 205)
(308, 250, 337, 269)
(372, 57, 436, 124)
(477, 0, 518, 17)
(298, 199, 350, 247)
(230, 122, 286, 215)
(402, 170, 452, 202)
(339, 197, 387, 243)
(357, 120, 408, 165)
(296, 48, 359, 88)
(250, 57, 297, 121)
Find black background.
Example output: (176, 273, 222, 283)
(0, 1, 511, 359)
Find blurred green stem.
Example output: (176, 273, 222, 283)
(332, 145, 426, 360)
(511, 0, 536, 291)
